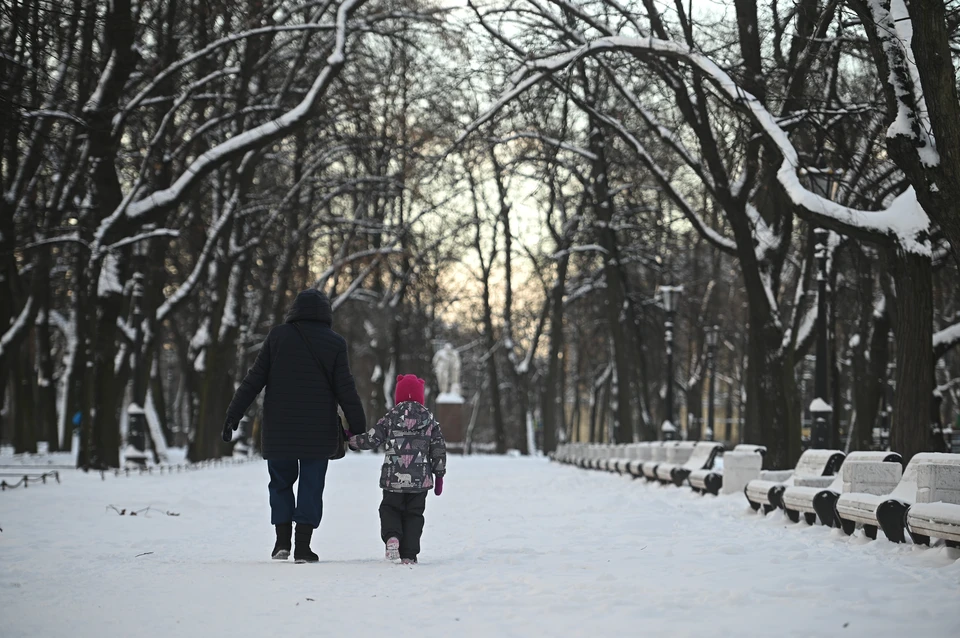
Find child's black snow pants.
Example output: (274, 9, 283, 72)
(379, 490, 427, 560)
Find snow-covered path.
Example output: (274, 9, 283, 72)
(2, 455, 959, 637)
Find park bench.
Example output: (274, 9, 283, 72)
(585, 444, 602, 469)
(744, 449, 845, 514)
(656, 441, 724, 486)
(905, 462, 960, 547)
(627, 442, 655, 477)
(598, 444, 620, 471)
(780, 451, 901, 526)
(583, 444, 601, 469)
(612, 444, 643, 474)
(835, 452, 960, 542)
(652, 441, 697, 483)
(689, 444, 766, 496)
(597, 444, 619, 471)
(642, 441, 679, 481)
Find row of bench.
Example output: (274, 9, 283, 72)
(551, 442, 960, 549)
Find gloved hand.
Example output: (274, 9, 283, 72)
(434, 475, 443, 496)
(348, 435, 360, 452)
(221, 419, 238, 442)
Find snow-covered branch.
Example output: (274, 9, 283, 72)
(100, 0, 368, 237)
(486, 33, 931, 254)
(934, 321, 960, 359)
(105, 229, 179, 251)
(0, 296, 34, 360)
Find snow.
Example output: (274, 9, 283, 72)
(934, 322, 960, 350)
(121, 0, 365, 223)
(97, 252, 123, 297)
(489, 34, 932, 255)
(0, 295, 34, 358)
(810, 398, 834, 413)
(875, 0, 939, 167)
(1, 456, 958, 636)
(436, 392, 464, 404)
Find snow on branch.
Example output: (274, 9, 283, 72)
(116, 23, 340, 132)
(155, 193, 239, 323)
(109, 0, 367, 228)
(486, 34, 931, 255)
(105, 228, 179, 251)
(0, 296, 34, 360)
(866, 0, 938, 166)
(934, 321, 960, 359)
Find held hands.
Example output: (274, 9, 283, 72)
(347, 434, 360, 452)
(434, 475, 443, 496)
(221, 419, 238, 442)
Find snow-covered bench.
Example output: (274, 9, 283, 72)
(689, 444, 767, 496)
(642, 441, 678, 481)
(578, 444, 595, 468)
(595, 445, 611, 470)
(744, 449, 845, 514)
(835, 452, 960, 542)
(656, 441, 724, 486)
(781, 452, 902, 526)
(626, 442, 655, 477)
(602, 444, 629, 472)
(609, 443, 641, 473)
(905, 462, 960, 547)
(611, 444, 644, 474)
(653, 441, 698, 483)
(587, 444, 605, 468)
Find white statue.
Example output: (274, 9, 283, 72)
(432, 342, 462, 397)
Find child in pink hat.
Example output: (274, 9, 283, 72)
(350, 374, 447, 564)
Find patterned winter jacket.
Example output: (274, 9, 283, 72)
(352, 401, 447, 493)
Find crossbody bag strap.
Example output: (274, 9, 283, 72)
(293, 323, 336, 393)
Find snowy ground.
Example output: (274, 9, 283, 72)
(2, 455, 959, 638)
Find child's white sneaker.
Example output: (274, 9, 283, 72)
(385, 537, 400, 562)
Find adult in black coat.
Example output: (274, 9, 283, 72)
(223, 289, 366, 562)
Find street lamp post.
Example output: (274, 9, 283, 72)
(804, 167, 840, 451)
(810, 227, 832, 449)
(659, 285, 683, 441)
(705, 325, 719, 442)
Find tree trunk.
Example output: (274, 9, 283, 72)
(13, 344, 38, 454)
(889, 251, 935, 462)
(542, 256, 569, 454)
(36, 299, 59, 452)
(586, 120, 634, 444)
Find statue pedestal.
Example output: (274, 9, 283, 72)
(435, 394, 465, 454)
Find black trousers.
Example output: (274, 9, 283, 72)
(379, 490, 427, 559)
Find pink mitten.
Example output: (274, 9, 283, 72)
(434, 475, 443, 496)
(348, 435, 360, 451)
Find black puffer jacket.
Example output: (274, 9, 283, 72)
(225, 290, 366, 460)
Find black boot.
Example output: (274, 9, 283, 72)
(294, 523, 319, 563)
(272, 522, 292, 560)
